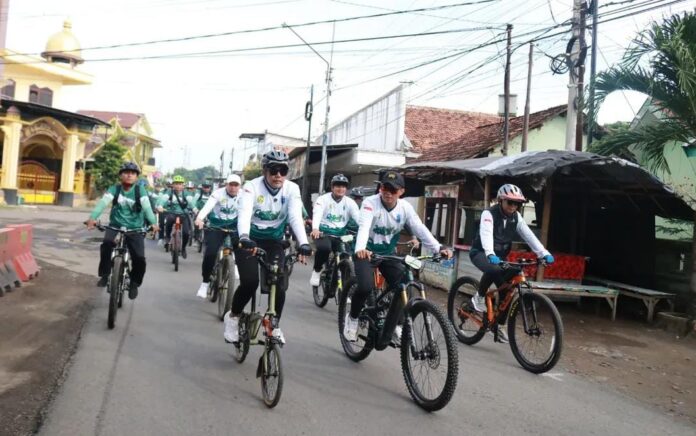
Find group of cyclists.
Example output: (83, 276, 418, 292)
(87, 149, 555, 351)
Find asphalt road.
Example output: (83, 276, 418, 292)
(3, 207, 692, 436)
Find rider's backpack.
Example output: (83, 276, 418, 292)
(112, 184, 142, 213)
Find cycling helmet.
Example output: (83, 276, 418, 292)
(261, 150, 289, 168)
(172, 175, 185, 183)
(497, 184, 526, 202)
(331, 173, 349, 186)
(186, 181, 195, 188)
(201, 181, 212, 188)
(119, 161, 141, 175)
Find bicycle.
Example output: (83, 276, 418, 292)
(338, 252, 459, 412)
(168, 214, 185, 272)
(205, 226, 237, 321)
(312, 233, 355, 308)
(195, 225, 205, 253)
(448, 258, 564, 374)
(92, 223, 147, 329)
(233, 244, 297, 408)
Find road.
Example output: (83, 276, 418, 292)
(2, 207, 692, 436)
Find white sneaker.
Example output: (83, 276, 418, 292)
(343, 313, 358, 342)
(272, 328, 286, 344)
(310, 270, 321, 287)
(392, 325, 403, 346)
(196, 282, 209, 299)
(495, 328, 509, 344)
(223, 312, 239, 343)
(471, 293, 487, 312)
(157, 239, 164, 247)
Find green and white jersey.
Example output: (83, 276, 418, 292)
(312, 193, 360, 236)
(89, 184, 157, 230)
(157, 189, 194, 214)
(355, 194, 440, 255)
(196, 187, 239, 230)
(237, 176, 308, 244)
(194, 190, 211, 210)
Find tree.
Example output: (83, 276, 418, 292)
(589, 12, 696, 173)
(165, 165, 220, 185)
(89, 134, 127, 193)
(243, 160, 262, 180)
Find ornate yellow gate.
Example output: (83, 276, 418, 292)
(18, 161, 58, 204)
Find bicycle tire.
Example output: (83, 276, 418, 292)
(337, 279, 374, 362)
(261, 342, 283, 408)
(235, 314, 250, 363)
(508, 292, 564, 374)
(401, 299, 459, 412)
(107, 257, 123, 329)
(217, 257, 235, 319)
(197, 236, 203, 253)
(448, 276, 486, 345)
(210, 258, 223, 304)
(312, 269, 330, 308)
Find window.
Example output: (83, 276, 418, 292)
(28, 85, 53, 106)
(29, 85, 39, 103)
(1, 79, 15, 99)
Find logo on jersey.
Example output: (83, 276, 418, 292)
(373, 225, 398, 236)
(257, 195, 265, 204)
(325, 213, 344, 223)
(395, 214, 402, 223)
(254, 209, 281, 221)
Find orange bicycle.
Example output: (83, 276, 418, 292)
(448, 258, 563, 373)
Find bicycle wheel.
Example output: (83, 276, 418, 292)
(210, 258, 223, 304)
(172, 232, 180, 271)
(235, 314, 250, 363)
(312, 269, 330, 308)
(218, 257, 235, 320)
(401, 299, 459, 412)
(107, 257, 123, 329)
(260, 342, 283, 408)
(448, 277, 486, 345)
(508, 291, 564, 374)
(337, 279, 374, 362)
(196, 233, 203, 253)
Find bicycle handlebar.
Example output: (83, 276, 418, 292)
(370, 252, 443, 265)
(204, 225, 237, 233)
(86, 221, 149, 234)
(500, 258, 547, 268)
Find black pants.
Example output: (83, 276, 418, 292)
(350, 256, 405, 319)
(201, 230, 238, 282)
(165, 213, 190, 249)
(470, 250, 519, 299)
(231, 239, 287, 319)
(98, 228, 146, 285)
(313, 236, 341, 272)
(158, 212, 166, 239)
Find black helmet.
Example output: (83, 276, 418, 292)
(201, 181, 212, 188)
(119, 161, 140, 175)
(331, 173, 349, 186)
(261, 150, 289, 168)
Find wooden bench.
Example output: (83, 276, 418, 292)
(585, 276, 676, 322)
(529, 281, 619, 321)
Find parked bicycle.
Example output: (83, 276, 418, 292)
(312, 233, 355, 308)
(338, 252, 459, 412)
(205, 226, 237, 321)
(233, 244, 297, 408)
(448, 258, 564, 374)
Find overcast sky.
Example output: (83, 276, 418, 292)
(6, 0, 694, 172)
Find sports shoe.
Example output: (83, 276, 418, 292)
(157, 239, 165, 247)
(223, 312, 239, 343)
(391, 325, 403, 347)
(96, 276, 108, 287)
(128, 283, 139, 300)
(310, 270, 321, 287)
(471, 293, 487, 312)
(343, 313, 358, 342)
(495, 328, 509, 344)
(181, 248, 187, 259)
(196, 282, 209, 299)
(272, 328, 286, 344)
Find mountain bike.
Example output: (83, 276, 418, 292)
(169, 214, 184, 272)
(233, 245, 297, 408)
(448, 258, 563, 374)
(338, 253, 459, 412)
(93, 223, 147, 329)
(205, 226, 237, 321)
(312, 233, 355, 308)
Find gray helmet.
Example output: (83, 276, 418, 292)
(119, 161, 140, 175)
(186, 181, 195, 188)
(261, 150, 289, 168)
(331, 173, 349, 186)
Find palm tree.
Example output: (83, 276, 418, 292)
(590, 12, 696, 173)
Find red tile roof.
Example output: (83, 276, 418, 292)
(76, 110, 143, 129)
(413, 105, 567, 162)
(405, 105, 501, 155)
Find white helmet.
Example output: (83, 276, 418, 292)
(226, 174, 242, 185)
(497, 184, 526, 202)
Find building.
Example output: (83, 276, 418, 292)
(0, 20, 108, 206)
(235, 131, 306, 172)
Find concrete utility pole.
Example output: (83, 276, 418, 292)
(502, 24, 513, 156)
(575, 1, 587, 152)
(587, 0, 600, 147)
(301, 85, 314, 207)
(0, 0, 9, 98)
(521, 42, 533, 152)
(565, 0, 585, 151)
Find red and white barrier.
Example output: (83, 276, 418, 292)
(5, 224, 40, 282)
(0, 228, 21, 295)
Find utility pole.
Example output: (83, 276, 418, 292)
(0, 0, 9, 101)
(521, 42, 533, 152)
(575, 1, 587, 151)
(502, 24, 512, 156)
(587, 0, 600, 147)
(301, 85, 314, 208)
(565, 0, 585, 151)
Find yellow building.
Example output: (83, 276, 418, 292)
(0, 20, 108, 206)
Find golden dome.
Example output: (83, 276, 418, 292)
(41, 20, 84, 65)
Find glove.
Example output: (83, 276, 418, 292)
(298, 244, 312, 256)
(487, 254, 501, 265)
(543, 254, 555, 265)
(238, 236, 257, 250)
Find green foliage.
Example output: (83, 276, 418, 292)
(243, 160, 262, 180)
(89, 135, 127, 193)
(164, 165, 220, 185)
(590, 12, 696, 173)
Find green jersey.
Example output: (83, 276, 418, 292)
(158, 189, 194, 214)
(89, 184, 157, 230)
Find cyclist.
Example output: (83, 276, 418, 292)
(86, 162, 159, 300)
(309, 173, 359, 287)
(157, 175, 194, 258)
(344, 170, 452, 342)
(192, 181, 213, 246)
(223, 150, 312, 345)
(469, 184, 554, 342)
(194, 174, 241, 298)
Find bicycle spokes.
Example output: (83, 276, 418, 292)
(406, 312, 447, 398)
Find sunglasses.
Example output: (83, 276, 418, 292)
(266, 166, 289, 176)
(505, 200, 523, 207)
(381, 185, 399, 194)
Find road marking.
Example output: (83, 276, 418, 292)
(541, 372, 564, 382)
